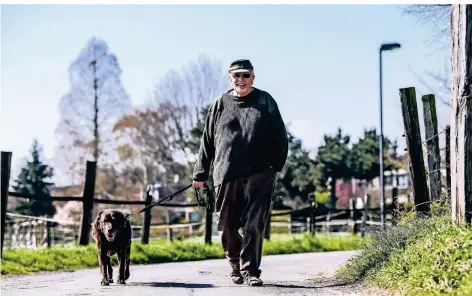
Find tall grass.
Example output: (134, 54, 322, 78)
(336, 201, 472, 296)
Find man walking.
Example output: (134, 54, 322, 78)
(192, 59, 288, 286)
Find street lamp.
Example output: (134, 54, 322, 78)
(379, 42, 401, 230)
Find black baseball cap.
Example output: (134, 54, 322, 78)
(228, 59, 254, 73)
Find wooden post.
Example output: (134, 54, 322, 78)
(1, 151, 12, 257)
(46, 221, 52, 248)
(78, 161, 97, 246)
(166, 209, 173, 242)
(202, 185, 213, 245)
(349, 197, 357, 234)
(204, 206, 212, 245)
(392, 187, 398, 226)
(141, 186, 152, 244)
(445, 125, 451, 196)
(312, 194, 316, 234)
(422, 94, 442, 201)
(400, 87, 431, 216)
(287, 216, 292, 234)
(451, 4, 472, 224)
(361, 194, 370, 237)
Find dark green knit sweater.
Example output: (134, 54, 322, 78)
(193, 88, 288, 187)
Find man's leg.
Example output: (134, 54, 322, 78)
(240, 169, 277, 286)
(221, 227, 244, 284)
(214, 179, 245, 284)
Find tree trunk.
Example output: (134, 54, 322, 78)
(450, 4, 472, 223)
(92, 60, 99, 163)
(330, 177, 337, 208)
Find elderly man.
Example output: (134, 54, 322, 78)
(192, 59, 288, 286)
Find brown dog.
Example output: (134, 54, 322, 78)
(92, 209, 132, 286)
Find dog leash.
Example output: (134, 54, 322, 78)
(124, 183, 213, 221)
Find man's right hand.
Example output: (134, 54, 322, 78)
(192, 181, 206, 188)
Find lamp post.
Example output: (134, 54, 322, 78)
(379, 42, 401, 230)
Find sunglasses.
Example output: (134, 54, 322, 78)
(232, 73, 251, 79)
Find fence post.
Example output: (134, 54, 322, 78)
(78, 161, 97, 246)
(422, 94, 442, 201)
(46, 221, 52, 248)
(360, 194, 370, 237)
(141, 186, 152, 244)
(445, 125, 451, 196)
(166, 209, 173, 242)
(392, 187, 398, 226)
(400, 87, 430, 216)
(1, 151, 12, 257)
(349, 197, 356, 234)
(287, 216, 292, 234)
(309, 194, 315, 235)
(204, 206, 212, 245)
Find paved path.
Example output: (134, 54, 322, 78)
(1, 251, 366, 296)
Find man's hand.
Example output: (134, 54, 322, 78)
(192, 181, 206, 188)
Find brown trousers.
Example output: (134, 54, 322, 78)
(214, 168, 277, 278)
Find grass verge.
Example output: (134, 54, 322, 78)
(1, 233, 362, 276)
(336, 202, 472, 296)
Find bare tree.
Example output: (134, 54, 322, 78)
(401, 5, 452, 46)
(113, 105, 183, 187)
(152, 54, 229, 158)
(410, 61, 451, 107)
(55, 37, 131, 182)
(401, 5, 453, 107)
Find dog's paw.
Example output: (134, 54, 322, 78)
(107, 278, 114, 284)
(117, 279, 126, 285)
(100, 279, 110, 286)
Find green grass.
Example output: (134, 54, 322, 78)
(1, 233, 362, 276)
(336, 202, 472, 296)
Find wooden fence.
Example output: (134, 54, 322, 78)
(1, 150, 398, 256)
(267, 194, 394, 239)
(399, 88, 451, 216)
(0, 153, 212, 257)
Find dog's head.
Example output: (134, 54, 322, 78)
(95, 209, 127, 242)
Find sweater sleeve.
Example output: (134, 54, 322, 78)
(192, 100, 218, 181)
(267, 94, 288, 172)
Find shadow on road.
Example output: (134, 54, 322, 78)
(265, 280, 352, 289)
(128, 282, 214, 288)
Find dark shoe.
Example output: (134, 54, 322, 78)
(243, 274, 263, 286)
(230, 270, 244, 284)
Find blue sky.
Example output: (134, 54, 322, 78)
(1, 4, 451, 185)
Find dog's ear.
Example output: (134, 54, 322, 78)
(92, 210, 104, 242)
(93, 211, 104, 230)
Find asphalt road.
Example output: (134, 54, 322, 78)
(1, 251, 366, 296)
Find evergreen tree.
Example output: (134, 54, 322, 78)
(12, 139, 56, 217)
(314, 128, 352, 207)
(348, 128, 404, 182)
(274, 132, 319, 207)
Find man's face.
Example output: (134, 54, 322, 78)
(230, 71, 254, 96)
